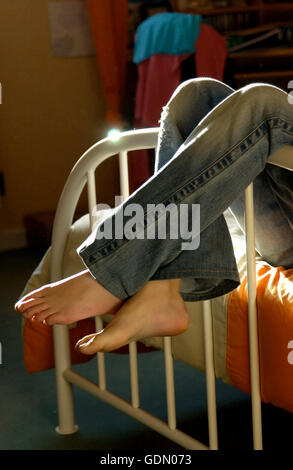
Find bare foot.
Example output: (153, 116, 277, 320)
(75, 279, 189, 354)
(14, 269, 122, 325)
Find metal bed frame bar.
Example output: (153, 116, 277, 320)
(50, 128, 293, 450)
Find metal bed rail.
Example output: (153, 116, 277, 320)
(50, 128, 293, 450)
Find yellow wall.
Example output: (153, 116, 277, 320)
(0, 0, 119, 233)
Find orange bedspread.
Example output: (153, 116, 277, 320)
(23, 318, 96, 373)
(227, 263, 293, 413)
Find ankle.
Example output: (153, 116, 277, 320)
(143, 279, 181, 298)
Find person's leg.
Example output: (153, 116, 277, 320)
(157, 78, 293, 269)
(75, 81, 293, 300)
(229, 164, 293, 267)
(150, 78, 239, 301)
(16, 78, 237, 324)
(15, 269, 124, 324)
(16, 80, 293, 338)
(73, 79, 238, 352)
(75, 278, 189, 354)
(154, 77, 235, 172)
(77, 80, 293, 353)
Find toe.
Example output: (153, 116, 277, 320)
(15, 288, 45, 307)
(75, 333, 97, 348)
(22, 302, 49, 319)
(75, 331, 104, 355)
(43, 312, 62, 326)
(34, 308, 57, 323)
(16, 297, 45, 313)
(44, 310, 79, 326)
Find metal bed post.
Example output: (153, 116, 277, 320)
(51, 205, 81, 435)
(202, 299, 218, 450)
(49, 130, 293, 450)
(87, 169, 107, 390)
(53, 324, 78, 435)
(119, 149, 141, 409)
(51, 174, 89, 435)
(164, 337, 177, 430)
(244, 183, 263, 450)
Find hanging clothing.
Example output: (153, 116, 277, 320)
(133, 13, 202, 64)
(129, 14, 228, 192)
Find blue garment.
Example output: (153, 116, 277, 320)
(78, 78, 293, 302)
(133, 13, 202, 64)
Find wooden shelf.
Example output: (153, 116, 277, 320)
(174, 1, 293, 37)
(233, 69, 293, 89)
(173, 1, 293, 90)
(263, 2, 293, 11)
(185, 5, 259, 16)
(182, 2, 293, 16)
(234, 69, 293, 79)
(228, 44, 293, 89)
(229, 45, 293, 59)
(227, 20, 293, 37)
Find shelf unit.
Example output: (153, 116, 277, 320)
(173, 1, 293, 90)
(175, 1, 293, 14)
(175, 1, 293, 33)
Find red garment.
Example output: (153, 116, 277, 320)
(129, 22, 227, 192)
(135, 54, 190, 129)
(195, 22, 227, 82)
(129, 54, 190, 193)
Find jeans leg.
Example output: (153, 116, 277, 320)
(155, 77, 235, 171)
(153, 78, 240, 300)
(78, 81, 293, 301)
(229, 164, 293, 267)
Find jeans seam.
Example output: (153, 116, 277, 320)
(159, 115, 293, 207)
(81, 115, 293, 262)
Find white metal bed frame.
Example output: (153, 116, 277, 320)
(50, 127, 293, 450)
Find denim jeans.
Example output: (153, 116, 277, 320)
(77, 78, 293, 301)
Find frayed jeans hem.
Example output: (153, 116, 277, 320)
(87, 261, 240, 303)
